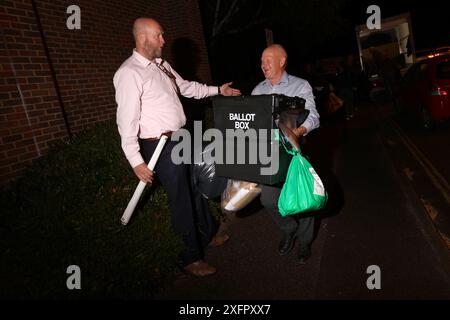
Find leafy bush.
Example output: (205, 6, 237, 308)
(0, 121, 185, 299)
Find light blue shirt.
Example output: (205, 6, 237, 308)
(252, 71, 320, 134)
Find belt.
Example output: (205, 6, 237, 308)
(144, 131, 173, 142)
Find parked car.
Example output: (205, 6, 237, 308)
(399, 54, 450, 129)
(416, 46, 450, 62)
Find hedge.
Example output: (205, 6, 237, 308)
(0, 121, 190, 299)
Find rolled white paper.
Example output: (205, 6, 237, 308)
(121, 135, 169, 225)
(224, 188, 249, 211)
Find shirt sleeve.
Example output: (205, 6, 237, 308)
(169, 65, 217, 98)
(114, 67, 145, 168)
(251, 87, 260, 95)
(299, 81, 320, 135)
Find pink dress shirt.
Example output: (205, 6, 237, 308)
(114, 50, 219, 168)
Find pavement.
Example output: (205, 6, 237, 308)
(156, 103, 450, 300)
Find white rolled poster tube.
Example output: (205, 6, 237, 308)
(121, 135, 169, 225)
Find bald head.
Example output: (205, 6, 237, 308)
(132, 18, 165, 61)
(133, 18, 159, 41)
(263, 44, 288, 62)
(261, 44, 288, 85)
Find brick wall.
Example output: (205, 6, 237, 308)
(0, 0, 212, 186)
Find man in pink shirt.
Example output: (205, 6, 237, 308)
(114, 18, 241, 277)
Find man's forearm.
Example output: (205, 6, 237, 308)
(294, 126, 308, 137)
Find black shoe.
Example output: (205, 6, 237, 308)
(297, 245, 311, 264)
(278, 233, 297, 256)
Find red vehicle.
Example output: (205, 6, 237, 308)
(400, 54, 450, 129)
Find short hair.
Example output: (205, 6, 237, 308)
(268, 44, 288, 60)
(133, 17, 152, 40)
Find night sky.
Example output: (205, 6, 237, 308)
(199, 0, 450, 90)
(343, 0, 450, 52)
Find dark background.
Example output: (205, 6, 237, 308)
(199, 0, 450, 93)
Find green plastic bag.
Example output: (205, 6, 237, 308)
(278, 149, 328, 217)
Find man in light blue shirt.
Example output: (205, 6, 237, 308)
(252, 44, 320, 264)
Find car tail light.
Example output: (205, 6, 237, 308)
(430, 83, 448, 96)
(428, 53, 443, 59)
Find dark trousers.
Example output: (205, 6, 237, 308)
(260, 184, 314, 247)
(140, 139, 216, 266)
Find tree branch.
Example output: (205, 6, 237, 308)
(213, 0, 239, 38)
(222, 18, 268, 37)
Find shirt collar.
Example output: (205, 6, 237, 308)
(264, 71, 289, 87)
(132, 49, 163, 67)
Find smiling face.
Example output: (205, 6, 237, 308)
(261, 46, 287, 85)
(134, 18, 165, 61)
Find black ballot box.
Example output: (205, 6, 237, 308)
(211, 94, 304, 185)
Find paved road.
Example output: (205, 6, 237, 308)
(157, 104, 450, 300)
(377, 104, 450, 248)
(392, 107, 450, 184)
